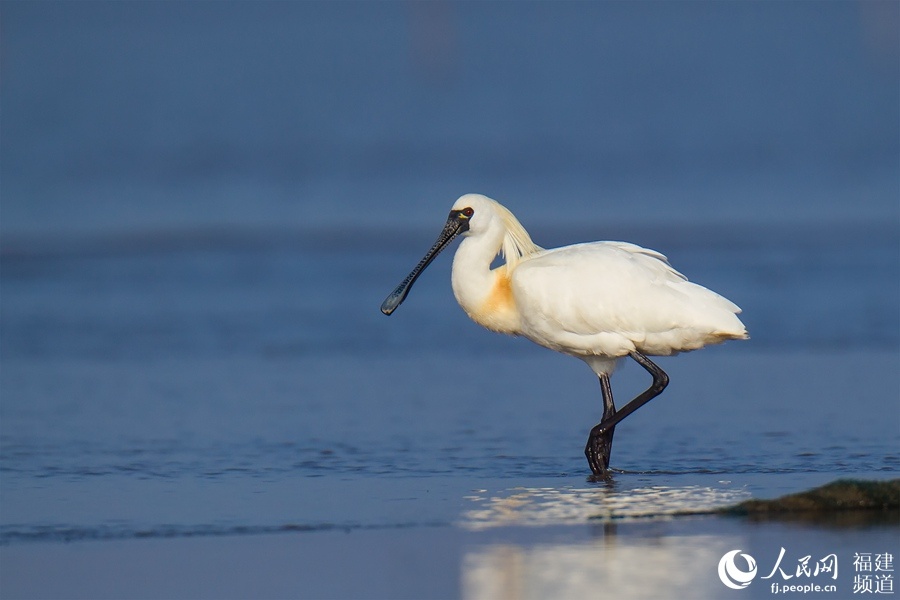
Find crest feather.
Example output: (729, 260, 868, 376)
(487, 199, 543, 268)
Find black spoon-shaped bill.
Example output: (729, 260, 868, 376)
(380, 211, 469, 315)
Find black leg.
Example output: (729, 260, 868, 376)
(585, 373, 616, 476)
(585, 351, 669, 475)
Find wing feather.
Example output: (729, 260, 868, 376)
(511, 242, 746, 356)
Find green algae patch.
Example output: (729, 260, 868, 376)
(723, 479, 900, 517)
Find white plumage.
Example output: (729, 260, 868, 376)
(382, 193, 747, 476)
(446, 194, 746, 366)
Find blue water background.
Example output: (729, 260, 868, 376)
(1, 0, 899, 551)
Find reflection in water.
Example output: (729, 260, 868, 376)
(461, 483, 750, 529)
(462, 535, 734, 600)
(460, 484, 750, 599)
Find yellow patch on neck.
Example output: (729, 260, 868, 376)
(468, 268, 519, 334)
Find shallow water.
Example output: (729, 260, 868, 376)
(1, 208, 898, 600)
(1, 2, 898, 597)
(1, 225, 897, 547)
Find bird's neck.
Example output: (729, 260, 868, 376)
(451, 233, 520, 335)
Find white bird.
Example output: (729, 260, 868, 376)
(382, 194, 747, 476)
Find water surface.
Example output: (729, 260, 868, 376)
(1, 2, 898, 598)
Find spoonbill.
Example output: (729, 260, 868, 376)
(381, 194, 747, 476)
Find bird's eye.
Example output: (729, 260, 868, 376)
(461, 207, 474, 217)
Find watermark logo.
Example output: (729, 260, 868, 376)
(717, 548, 895, 594)
(719, 549, 758, 590)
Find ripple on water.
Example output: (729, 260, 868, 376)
(460, 483, 751, 529)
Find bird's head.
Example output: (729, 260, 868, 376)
(449, 193, 500, 238)
(380, 194, 497, 316)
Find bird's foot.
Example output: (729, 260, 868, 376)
(584, 425, 614, 478)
